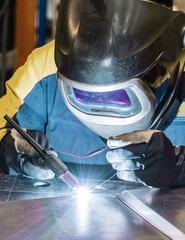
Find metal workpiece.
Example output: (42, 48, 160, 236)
(1, 176, 185, 239)
(0, 191, 167, 240)
(117, 190, 185, 240)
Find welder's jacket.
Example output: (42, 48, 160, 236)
(0, 40, 185, 168)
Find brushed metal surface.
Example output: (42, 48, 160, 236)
(0, 192, 167, 240)
(117, 190, 185, 240)
(0, 176, 185, 240)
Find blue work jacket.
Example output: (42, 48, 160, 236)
(0, 40, 185, 167)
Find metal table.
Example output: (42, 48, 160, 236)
(0, 175, 185, 240)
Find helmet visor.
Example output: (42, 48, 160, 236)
(73, 88, 131, 106)
(61, 80, 146, 118)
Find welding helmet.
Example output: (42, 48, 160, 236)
(55, 0, 185, 139)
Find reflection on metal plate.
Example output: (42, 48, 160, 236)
(0, 193, 168, 240)
(117, 191, 185, 240)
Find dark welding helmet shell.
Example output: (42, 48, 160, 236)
(55, 0, 185, 85)
(55, 0, 185, 135)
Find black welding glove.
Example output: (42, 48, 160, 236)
(0, 129, 55, 179)
(106, 130, 185, 188)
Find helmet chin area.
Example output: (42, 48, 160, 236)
(58, 76, 157, 139)
(76, 117, 154, 139)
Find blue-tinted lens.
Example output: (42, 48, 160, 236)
(73, 88, 131, 106)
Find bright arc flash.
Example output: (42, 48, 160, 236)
(77, 187, 91, 201)
(76, 187, 91, 233)
(76, 187, 91, 216)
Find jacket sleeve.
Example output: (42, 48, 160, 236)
(0, 40, 57, 141)
(0, 40, 57, 174)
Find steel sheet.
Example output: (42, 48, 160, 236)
(0, 192, 168, 240)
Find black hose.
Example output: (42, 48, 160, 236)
(0, 0, 10, 19)
(0, 0, 11, 97)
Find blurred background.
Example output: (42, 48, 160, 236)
(0, 0, 60, 98)
(0, 0, 184, 98)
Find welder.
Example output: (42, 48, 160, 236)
(0, 0, 185, 188)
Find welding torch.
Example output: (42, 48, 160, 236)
(4, 115, 82, 192)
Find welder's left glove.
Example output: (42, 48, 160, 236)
(106, 130, 185, 188)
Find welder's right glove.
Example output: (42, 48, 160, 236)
(0, 129, 55, 179)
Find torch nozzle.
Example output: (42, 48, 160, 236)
(60, 170, 82, 192)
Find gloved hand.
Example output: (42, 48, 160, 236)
(106, 130, 185, 188)
(0, 129, 55, 179)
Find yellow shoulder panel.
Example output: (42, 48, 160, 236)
(0, 40, 57, 141)
(177, 102, 185, 117)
